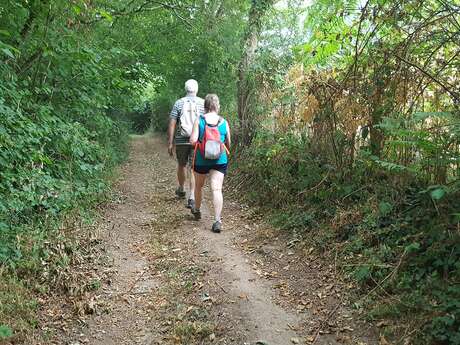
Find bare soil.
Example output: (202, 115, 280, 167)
(28, 134, 378, 345)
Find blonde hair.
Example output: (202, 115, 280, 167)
(204, 94, 220, 113)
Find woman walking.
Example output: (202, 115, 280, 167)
(189, 94, 231, 233)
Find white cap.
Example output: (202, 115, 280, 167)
(185, 79, 198, 94)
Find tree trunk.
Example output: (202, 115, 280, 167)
(237, 0, 275, 144)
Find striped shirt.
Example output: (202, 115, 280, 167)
(170, 95, 205, 145)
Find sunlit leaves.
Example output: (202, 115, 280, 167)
(430, 187, 446, 200)
(0, 40, 18, 59)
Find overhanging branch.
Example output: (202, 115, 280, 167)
(80, 0, 194, 29)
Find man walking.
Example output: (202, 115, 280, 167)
(168, 79, 204, 208)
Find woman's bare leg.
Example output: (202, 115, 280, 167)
(209, 169, 225, 222)
(193, 172, 207, 210)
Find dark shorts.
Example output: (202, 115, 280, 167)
(176, 144, 192, 167)
(193, 164, 228, 175)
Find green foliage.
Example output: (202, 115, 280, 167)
(0, 325, 13, 340)
(151, 93, 176, 132)
(233, 1, 460, 339)
(0, 2, 132, 267)
(147, 0, 247, 131)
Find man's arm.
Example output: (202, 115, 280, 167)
(168, 100, 181, 156)
(168, 118, 177, 156)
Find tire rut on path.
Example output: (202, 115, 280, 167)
(169, 174, 303, 343)
(71, 137, 160, 345)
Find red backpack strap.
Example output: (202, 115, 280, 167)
(198, 115, 207, 156)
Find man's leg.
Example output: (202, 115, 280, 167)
(177, 164, 186, 187)
(175, 145, 188, 198)
(187, 145, 196, 203)
(185, 165, 196, 208)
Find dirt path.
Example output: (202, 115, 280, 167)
(38, 134, 377, 345)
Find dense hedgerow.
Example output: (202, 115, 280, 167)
(150, 93, 176, 133)
(0, 82, 129, 340)
(0, 100, 127, 266)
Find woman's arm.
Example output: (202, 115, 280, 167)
(190, 118, 200, 146)
(225, 121, 231, 149)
